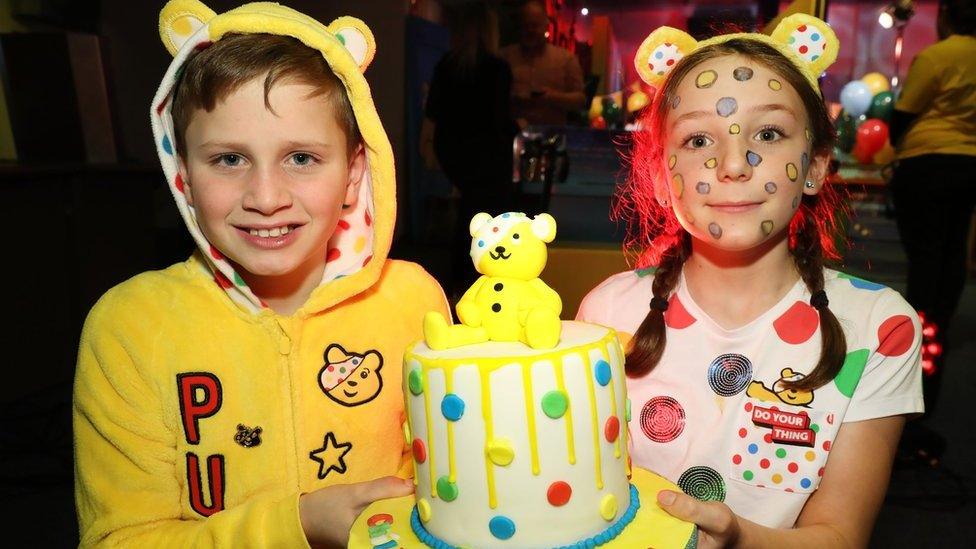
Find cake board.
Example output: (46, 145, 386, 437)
(349, 467, 697, 549)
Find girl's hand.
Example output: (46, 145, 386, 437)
(299, 476, 413, 548)
(658, 489, 741, 549)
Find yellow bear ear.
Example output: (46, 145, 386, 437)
(327, 17, 376, 73)
(159, 0, 216, 57)
(469, 212, 493, 236)
(530, 213, 557, 243)
(634, 27, 699, 88)
(770, 14, 838, 77)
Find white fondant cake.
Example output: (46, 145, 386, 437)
(403, 321, 633, 548)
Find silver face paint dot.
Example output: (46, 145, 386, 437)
(716, 97, 738, 117)
(764, 182, 777, 194)
(792, 196, 800, 209)
(670, 95, 681, 109)
(746, 151, 762, 167)
(696, 181, 711, 194)
(708, 222, 723, 239)
(733, 67, 754, 81)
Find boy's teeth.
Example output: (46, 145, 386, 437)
(258, 229, 270, 238)
(269, 227, 281, 237)
(248, 225, 292, 237)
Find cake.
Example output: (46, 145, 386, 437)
(403, 212, 636, 548)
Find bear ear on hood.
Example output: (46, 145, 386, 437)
(327, 16, 376, 73)
(159, 0, 216, 57)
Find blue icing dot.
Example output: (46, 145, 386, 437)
(800, 478, 812, 489)
(655, 51, 663, 59)
(352, 358, 360, 365)
(441, 393, 465, 421)
(811, 33, 821, 41)
(161, 135, 173, 155)
(502, 212, 510, 218)
(478, 240, 485, 248)
(595, 360, 612, 386)
(489, 516, 516, 540)
(748, 443, 758, 454)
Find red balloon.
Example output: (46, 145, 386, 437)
(591, 116, 607, 129)
(854, 118, 889, 158)
(852, 143, 874, 164)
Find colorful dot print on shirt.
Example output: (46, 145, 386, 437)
(789, 24, 827, 62)
(877, 315, 915, 357)
(837, 272, 887, 291)
(772, 301, 820, 344)
(664, 293, 697, 329)
(677, 466, 726, 502)
(640, 396, 686, 442)
(834, 349, 870, 398)
(707, 354, 753, 396)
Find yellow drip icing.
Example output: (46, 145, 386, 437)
(481, 367, 497, 509)
(446, 371, 457, 482)
(584, 352, 603, 490)
(522, 362, 541, 475)
(603, 344, 621, 459)
(553, 361, 576, 465)
(423, 370, 437, 498)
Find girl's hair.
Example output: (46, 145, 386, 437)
(616, 38, 847, 390)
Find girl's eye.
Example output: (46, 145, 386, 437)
(756, 127, 785, 142)
(683, 134, 713, 149)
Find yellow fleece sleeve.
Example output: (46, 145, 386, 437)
(73, 292, 310, 548)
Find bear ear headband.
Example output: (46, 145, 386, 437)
(634, 13, 838, 96)
(158, 0, 376, 72)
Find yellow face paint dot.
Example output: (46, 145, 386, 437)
(668, 154, 677, 169)
(600, 494, 618, 521)
(705, 157, 717, 169)
(695, 70, 718, 88)
(354, 235, 366, 253)
(771, 474, 783, 484)
(486, 438, 515, 466)
(805, 451, 816, 462)
(729, 123, 741, 135)
(805, 128, 812, 141)
(671, 174, 684, 199)
(172, 16, 193, 36)
(768, 79, 782, 91)
(761, 220, 774, 236)
(418, 498, 432, 521)
(786, 163, 798, 181)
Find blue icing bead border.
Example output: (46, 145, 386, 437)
(411, 484, 644, 549)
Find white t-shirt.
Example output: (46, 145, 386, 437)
(577, 267, 923, 528)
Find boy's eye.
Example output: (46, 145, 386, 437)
(218, 153, 242, 166)
(683, 134, 713, 149)
(291, 153, 316, 166)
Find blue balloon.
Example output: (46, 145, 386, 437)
(840, 81, 873, 117)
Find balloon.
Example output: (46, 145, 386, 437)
(852, 143, 874, 164)
(591, 115, 607, 129)
(840, 81, 873, 117)
(836, 111, 857, 153)
(855, 118, 890, 159)
(627, 90, 650, 113)
(589, 96, 603, 120)
(861, 72, 891, 96)
(873, 142, 896, 165)
(867, 91, 895, 123)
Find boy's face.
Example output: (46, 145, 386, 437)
(663, 54, 827, 252)
(180, 76, 365, 285)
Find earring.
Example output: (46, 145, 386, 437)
(804, 180, 815, 189)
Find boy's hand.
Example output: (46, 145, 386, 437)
(657, 489, 741, 548)
(299, 476, 413, 548)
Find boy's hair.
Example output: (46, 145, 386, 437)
(616, 38, 847, 391)
(171, 33, 361, 158)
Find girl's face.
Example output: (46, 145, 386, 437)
(663, 54, 827, 251)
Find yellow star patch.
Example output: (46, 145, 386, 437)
(309, 432, 353, 479)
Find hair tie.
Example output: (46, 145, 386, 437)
(650, 296, 670, 312)
(810, 290, 829, 309)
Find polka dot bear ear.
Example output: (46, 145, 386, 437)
(770, 14, 838, 79)
(634, 27, 699, 88)
(158, 0, 216, 57)
(327, 17, 376, 73)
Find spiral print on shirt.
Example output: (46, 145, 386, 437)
(707, 353, 753, 396)
(677, 466, 727, 502)
(640, 396, 686, 443)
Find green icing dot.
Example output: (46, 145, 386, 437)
(635, 266, 658, 278)
(541, 390, 569, 419)
(336, 33, 346, 45)
(810, 423, 820, 433)
(834, 349, 870, 398)
(776, 448, 787, 459)
(626, 398, 632, 422)
(408, 369, 424, 395)
(233, 272, 246, 286)
(743, 470, 754, 481)
(436, 476, 458, 501)
(339, 367, 346, 374)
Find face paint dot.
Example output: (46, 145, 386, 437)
(805, 128, 812, 141)
(671, 174, 684, 198)
(696, 181, 710, 194)
(801, 152, 809, 172)
(705, 157, 717, 169)
(708, 222, 722, 239)
(768, 79, 782, 91)
(733, 66, 753, 81)
(792, 195, 800, 209)
(669, 154, 677, 169)
(746, 151, 762, 166)
(786, 163, 798, 181)
(761, 220, 774, 236)
(670, 95, 681, 109)
(729, 123, 741, 135)
(716, 97, 738, 117)
(696, 69, 718, 88)
(765, 182, 777, 193)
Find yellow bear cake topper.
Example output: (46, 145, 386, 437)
(424, 212, 562, 350)
(634, 13, 839, 95)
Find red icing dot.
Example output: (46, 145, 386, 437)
(412, 438, 427, 463)
(799, 45, 809, 54)
(738, 428, 747, 438)
(336, 219, 351, 231)
(764, 433, 773, 443)
(785, 488, 794, 493)
(798, 25, 808, 31)
(209, 245, 224, 261)
(744, 402, 753, 412)
(213, 271, 232, 289)
(605, 416, 620, 442)
(362, 255, 373, 267)
(877, 315, 915, 357)
(327, 248, 341, 262)
(666, 59, 674, 66)
(664, 294, 697, 329)
(327, 365, 334, 372)
(174, 173, 185, 193)
(823, 440, 832, 451)
(732, 454, 742, 465)
(649, 62, 654, 70)
(788, 462, 799, 473)
(547, 481, 572, 506)
(760, 458, 770, 469)
(818, 467, 825, 477)
(365, 210, 372, 226)
(773, 301, 819, 344)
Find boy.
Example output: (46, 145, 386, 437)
(73, 1, 447, 546)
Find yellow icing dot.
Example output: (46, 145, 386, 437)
(668, 154, 677, 169)
(771, 474, 783, 484)
(354, 235, 366, 253)
(172, 16, 193, 36)
(786, 163, 798, 181)
(486, 438, 515, 466)
(805, 451, 816, 462)
(671, 174, 684, 198)
(600, 494, 618, 521)
(418, 498, 432, 522)
(705, 157, 717, 169)
(695, 70, 718, 88)
(768, 79, 782, 91)
(729, 123, 741, 135)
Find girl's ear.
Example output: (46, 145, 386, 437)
(804, 152, 831, 195)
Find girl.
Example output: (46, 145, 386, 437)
(578, 15, 922, 548)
